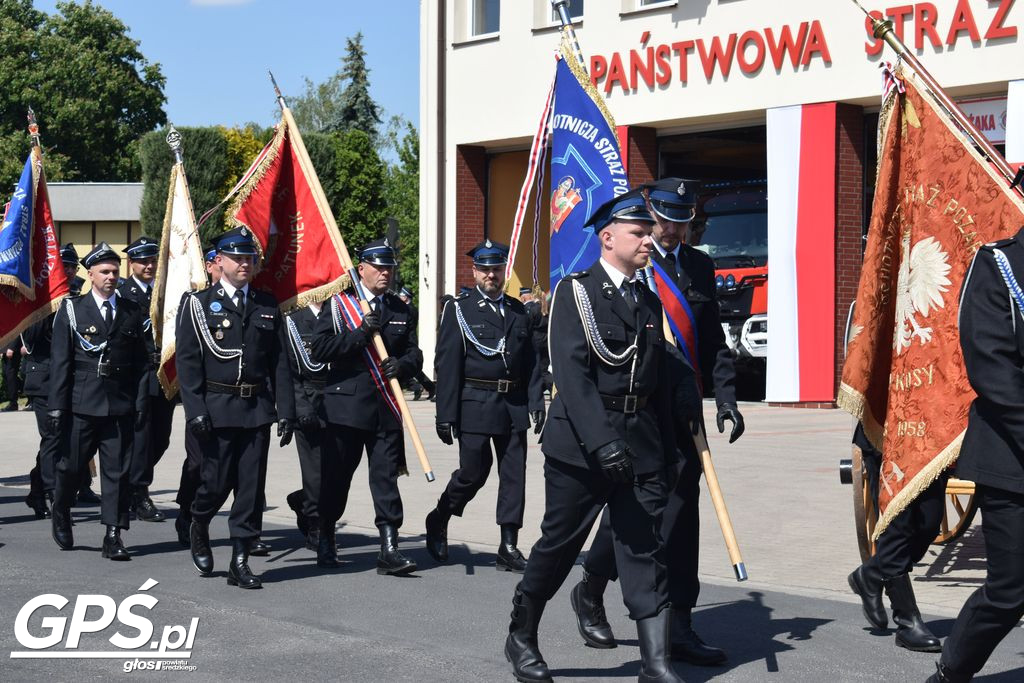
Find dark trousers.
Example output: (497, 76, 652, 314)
(54, 414, 132, 528)
(413, 371, 435, 393)
(190, 425, 269, 539)
(865, 472, 947, 579)
(942, 485, 1024, 676)
(28, 395, 59, 495)
(293, 426, 324, 523)
(519, 458, 669, 621)
(437, 430, 526, 528)
(585, 456, 701, 608)
(176, 427, 203, 515)
(2, 353, 20, 405)
(129, 392, 175, 491)
(320, 424, 404, 529)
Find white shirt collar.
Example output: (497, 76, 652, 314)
(91, 288, 117, 312)
(308, 302, 322, 317)
(218, 278, 248, 302)
(652, 241, 681, 261)
(476, 285, 504, 304)
(599, 258, 639, 289)
(131, 275, 151, 293)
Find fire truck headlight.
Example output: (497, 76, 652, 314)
(725, 274, 736, 288)
(715, 275, 724, 289)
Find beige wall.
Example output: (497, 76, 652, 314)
(57, 220, 142, 280)
(486, 150, 552, 295)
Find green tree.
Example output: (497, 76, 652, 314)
(383, 119, 420, 299)
(332, 129, 387, 255)
(0, 0, 166, 190)
(328, 32, 382, 140)
(287, 74, 344, 134)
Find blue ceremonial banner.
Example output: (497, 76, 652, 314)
(0, 155, 35, 295)
(548, 55, 628, 288)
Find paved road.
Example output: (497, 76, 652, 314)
(1, 400, 1022, 680)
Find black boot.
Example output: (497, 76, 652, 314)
(425, 508, 450, 563)
(504, 585, 552, 683)
(250, 537, 271, 556)
(101, 525, 131, 561)
(133, 489, 165, 522)
(25, 491, 51, 519)
(925, 661, 972, 683)
(497, 524, 528, 573)
(189, 520, 214, 576)
(317, 521, 339, 568)
(377, 524, 417, 575)
(227, 538, 262, 589)
(848, 564, 888, 629)
(51, 506, 73, 550)
(286, 490, 309, 536)
(305, 522, 320, 552)
(638, 609, 684, 683)
(669, 607, 727, 665)
(570, 570, 616, 648)
(75, 483, 101, 506)
(884, 573, 941, 652)
(174, 510, 191, 548)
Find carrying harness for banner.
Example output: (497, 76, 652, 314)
(187, 293, 243, 383)
(648, 258, 703, 395)
(331, 292, 402, 424)
(286, 313, 326, 374)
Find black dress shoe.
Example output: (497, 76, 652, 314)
(52, 507, 74, 550)
(249, 538, 271, 556)
(174, 513, 191, 548)
(133, 492, 165, 522)
(377, 524, 417, 575)
(26, 492, 51, 519)
(317, 527, 340, 569)
(425, 508, 450, 563)
(189, 521, 214, 576)
(497, 525, 528, 573)
(570, 573, 616, 648)
(101, 526, 131, 561)
(926, 662, 972, 683)
(227, 538, 262, 589)
(670, 609, 727, 666)
(286, 490, 309, 536)
(2, 402, 17, 412)
(305, 525, 320, 552)
(75, 486, 102, 506)
(848, 565, 888, 630)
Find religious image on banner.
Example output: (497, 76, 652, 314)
(838, 65, 1024, 538)
(0, 151, 68, 349)
(548, 50, 628, 288)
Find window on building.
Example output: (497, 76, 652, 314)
(472, 0, 500, 36)
(551, 0, 584, 23)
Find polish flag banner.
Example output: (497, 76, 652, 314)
(764, 102, 838, 403)
(838, 67, 1024, 537)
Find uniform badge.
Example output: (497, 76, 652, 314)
(87, 325, 97, 333)
(240, 226, 249, 237)
(83, 335, 91, 342)
(215, 330, 224, 340)
(601, 282, 615, 299)
(222, 319, 231, 328)
(210, 301, 222, 313)
(216, 288, 225, 296)
(485, 239, 492, 248)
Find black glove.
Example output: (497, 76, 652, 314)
(46, 409, 64, 436)
(592, 440, 634, 483)
(360, 310, 381, 334)
(531, 409, 546, 435)
(134, 407, 148, 431)
(716, 403, 745, 443)
(379, 356, 400, 380)
(187, 415, 212, 440)
(436, 422, 458, 445)
(277, 419, 294, 447)
(297, 413, 319, 430)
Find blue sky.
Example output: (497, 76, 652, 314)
(34, 0, 420, 130)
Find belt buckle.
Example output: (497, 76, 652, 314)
(623, 394, 638, 414)
(239, 384, 253, 398)
(497, 379, 511, 393)
(96, 360, 111, 378)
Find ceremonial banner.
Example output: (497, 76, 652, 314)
(0, 151, 68, 349)
(839, 67, 1024, 537)
(152, 159, 207, 399)
(548, 49, 628, 289)
(228, 119, 349, 310)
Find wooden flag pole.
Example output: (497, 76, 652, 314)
(270, 73, 435, 482)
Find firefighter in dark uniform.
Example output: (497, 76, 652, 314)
(117, 236, 175, 522)
(48, 242, 149, 560)
(174, 244, 219, 547)
(399, 286, 436, 401)
(283, 298, 330, 552)
(175, 227, 295, 589)
(505, 190, 681, 683)
(571, 178, 743, 666)
(928, 229, 1024, 682)
(21, 244, 83, 518)
(426, 239, 545, 573)
(308, 238, 421, 574)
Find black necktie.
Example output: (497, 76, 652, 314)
(665, 251, 677, 275)
(101, 300, 113, 331)
(233, 291, 244, 313)
(623, 281, 638, 313)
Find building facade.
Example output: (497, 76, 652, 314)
(49, 182, 145, 280)
(419, 0, 1024, 404)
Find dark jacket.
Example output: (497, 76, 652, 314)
(958, 229, 1024, 494)
(116, 276, 160, 397)
(175, 283, 294, 429)
(284, 305, 330, 427)
(309, 291, 423, 432)
(20, 313, 55, 399)
(48, 292, 148, 417)
(434, 287, 544, 435)
(541, 260, 677, 475)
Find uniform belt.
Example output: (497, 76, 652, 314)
(302, 379, 327, 390)
(75, 359, 130, 377)
(206, 381, 265, 398)
(149, 352, 161, 365)
(600, 393, 648, 414)
(464, 377, 520, 393)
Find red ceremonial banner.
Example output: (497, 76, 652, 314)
(839, 67, 1024, 537)
(0, 152, 68, 349)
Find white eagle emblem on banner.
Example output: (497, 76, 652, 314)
(893, 233, 952, 354)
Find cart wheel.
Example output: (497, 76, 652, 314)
(851, 446, 878, 563)
(933, 478, 978, 545)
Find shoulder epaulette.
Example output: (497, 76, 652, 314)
(566, 270, 590, 279)
(455, 292, 469, 300)
(982, 237, 1015, 251)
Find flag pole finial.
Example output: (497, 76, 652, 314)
(268, 70, 286, 110)
(166, 124, 183, 165)
(26, 107, 41, 152)
(550, 0, 587, 71)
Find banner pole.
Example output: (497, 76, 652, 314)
(550, 0, 586, 69)
(269, 72, 435, 482)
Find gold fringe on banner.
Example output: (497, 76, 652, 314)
(226, 122, 287, 232)
(0, 294, 65, 351)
